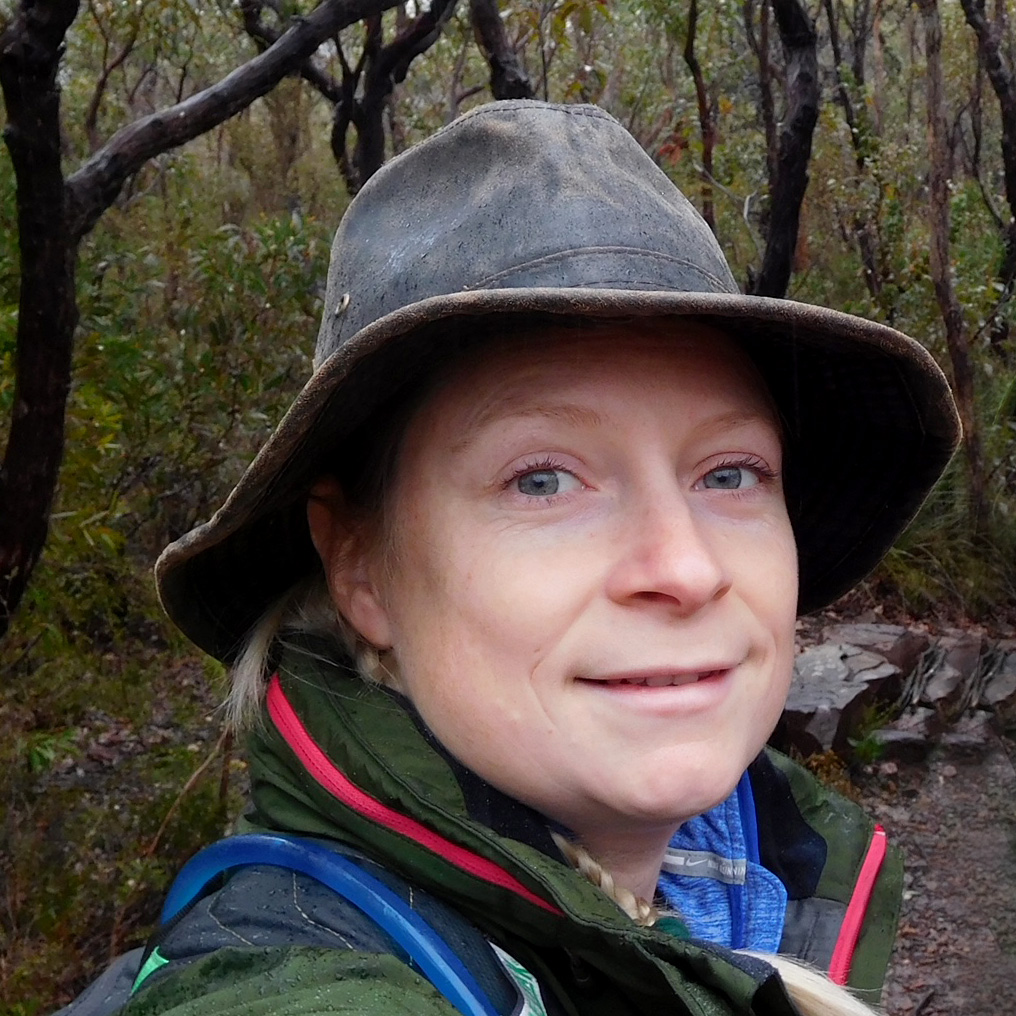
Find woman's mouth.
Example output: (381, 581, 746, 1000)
(587, 669, 729, 688)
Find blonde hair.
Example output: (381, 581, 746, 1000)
(226, 574, 356, 730)
(752, 957, 881, 1016)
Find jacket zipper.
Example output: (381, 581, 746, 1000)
(828, 824, 888, 985)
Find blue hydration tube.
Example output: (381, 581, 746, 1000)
(161, 833, 499, 1016)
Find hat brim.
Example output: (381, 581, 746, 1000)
(156, 288, 960, 662)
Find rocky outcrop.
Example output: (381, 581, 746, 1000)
(774, 644, 900, 756)
(822, 623, 930, 679)
(772, 623, 1016, 759)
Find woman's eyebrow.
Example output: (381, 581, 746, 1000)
(695, 409, 781, 434)
(451, 404, 777, 453)
(452, 402, 604, 451)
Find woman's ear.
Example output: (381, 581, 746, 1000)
(307, 477, 393, 650)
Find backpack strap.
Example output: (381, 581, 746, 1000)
(145, 833, 499, 1016)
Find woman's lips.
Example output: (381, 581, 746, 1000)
(574, 667, 739, 716)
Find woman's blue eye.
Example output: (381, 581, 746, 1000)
(515, 468, 579, 497)
(702, 465, 759, 490)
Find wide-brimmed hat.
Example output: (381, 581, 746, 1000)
(156, 100, 960, 663)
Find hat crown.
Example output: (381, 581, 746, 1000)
(315, 101, 737, 368)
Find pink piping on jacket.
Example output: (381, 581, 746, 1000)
(828, 824, 888, 985)
(267, 675, 562, 916)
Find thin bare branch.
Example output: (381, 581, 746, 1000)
(66, 0, 399, 241)
(961, 0, 1016, 210)
(83, 4, 139, 152)
(683, 0, 715, 233)
(377, 0, 458, 85)
(239, 0, 343, 103)
(144, 728, 231, 858)
(918, 0, 988, 529)
(744, 0, 777, 188)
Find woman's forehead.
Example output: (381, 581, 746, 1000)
(423, 322, 779, 431)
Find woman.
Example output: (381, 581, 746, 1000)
(73, 102, 960, 1016)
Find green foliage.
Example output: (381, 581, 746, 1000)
(847, 703, 898, 766)
(1, 701, 242, 1010)
(863, 455, 1016, 617)
(18, 729, 78, 774)
(847, 731, 885, 767)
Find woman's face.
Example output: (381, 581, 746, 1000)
(313, 325, 798, 843)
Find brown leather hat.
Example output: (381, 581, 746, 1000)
(156, 100, 960, 662)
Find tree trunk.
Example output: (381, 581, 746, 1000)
(66, 0, 398, 240)
(259, 0, 457, 194)
(355, 15, 388, 186)
(359, 0, 459, 184)
(748, 0, 819, 298)
(823, 0, 888, 305)
(959, 0, 1016, 354)
(683, 0, 715, 233)
(0, 0, 81, 637)
(470, 0, 533, 99)
(918, 0, 989, 532)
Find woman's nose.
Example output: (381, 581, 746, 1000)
(603, 492, 731, 616)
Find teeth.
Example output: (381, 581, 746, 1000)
(607, 674, 701, 687)
(646, 673, 676, 687)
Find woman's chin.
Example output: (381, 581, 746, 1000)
(573, 770, 745, 833)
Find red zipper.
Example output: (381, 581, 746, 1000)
(267, 675, 562, 916)
(828, 824, 888, 985)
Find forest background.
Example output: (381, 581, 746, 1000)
(2, 0, 1016, 1012)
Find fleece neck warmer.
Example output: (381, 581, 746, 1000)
(657, 772, 788, 952)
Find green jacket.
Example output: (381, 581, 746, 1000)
(120, 642, 901, 1016)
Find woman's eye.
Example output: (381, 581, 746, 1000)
(701, 465, 760, 490)
(514, 468, 581, 497)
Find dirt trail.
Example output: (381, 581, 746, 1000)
(856, 733, 1016, 1015)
